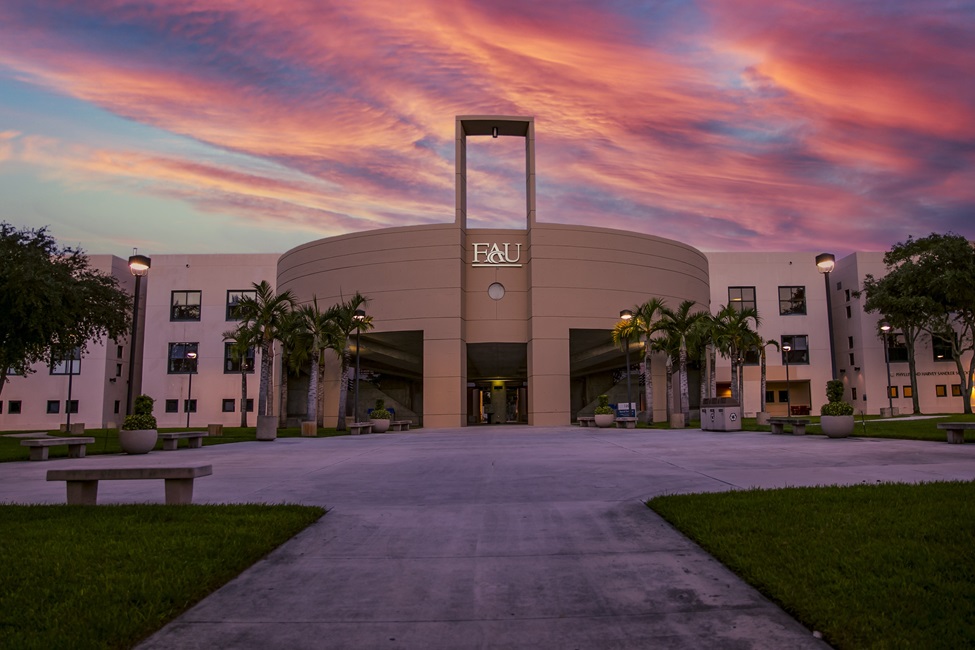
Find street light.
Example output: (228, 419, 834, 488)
(816, 253, 838, 379)
(353, 309, 366, 423)
(620, 309, 633, 418)
(782, 343, 792, 416)
(126, 250, 151, 415)
(880, 322, 893, 414)
(185, 350, 197, 428)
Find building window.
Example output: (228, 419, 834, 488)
(932, 334, 954, 361)
(117, 345, 123, 358)
(116, 364, 122, 377)
(184, 399, 197, 413)
(888, 386, 898, 398)
(47, 400, 60, 414)
(165, 399, 179, 413)
(846, 306, 852, 319)
(222, 399, 236, 412)
(114, 400, 120, 414)
(50, 347, 81, 375)
(848, 336, 854, 349)
(777, 390, 789, 403)
(226, 290, 257, 321)
(903, 385, 913, 398)
(0, 401, 3, 413)
(742, 347, 760, 365)
(243, 398, 254, 412)
(951, 384, 962, 397)
(66, 400, 78, 414)
(171, 290, 202, 321)
(936, 385, 948, 397)
(887, 333, 909, 363)
(224, 342, 256, 373)
(781, 335, 809, 364)
(765, 390, 775, 404)
(8, 400, 22, 414)
(845, 289, 851, 302)
(849, 353, 855, 366)
(728, 287, 756, 312)
(778, 286, 806, 315)
(168, 342, 199, 374)
(852, 387, 858, 400)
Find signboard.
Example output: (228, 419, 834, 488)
(472, 243, 523, 267)
(617, 402, 636, 418)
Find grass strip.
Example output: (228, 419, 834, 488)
(0, 504, 324, 650)
(648, 481, 975, 650)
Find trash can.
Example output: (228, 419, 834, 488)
(700, 398, 741, 431)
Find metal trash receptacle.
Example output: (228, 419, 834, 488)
(701, 398, 741, 431)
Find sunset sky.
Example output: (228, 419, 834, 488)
(1, 0, 972, 257)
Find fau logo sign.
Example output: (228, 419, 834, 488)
(472, 243, 523, 267)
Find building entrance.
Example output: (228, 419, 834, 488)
(466, 343, 528, 425)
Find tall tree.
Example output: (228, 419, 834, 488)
(234, 280, 296, 418)
(628, 298, 668, 424)
(756, 337, 779, 415)
(713, 304, 761, 405)
(659, 300, 708, 424)
(222, 324, 258, 427)
(276, 310, 309, 427)
(297, 298, 340, 427)
(328, 292, 373, 430)
(0, 224, 131, 396)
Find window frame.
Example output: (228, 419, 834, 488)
(222, 399, 236, 413)
(935, 384, 948, 397)
(778, 286, 807, 315)
(46, 400, 60, 414)
(170, 290, 202, 321)
(932, 334, 955, 362)
(165, 399, 179, 413)
(226, 289, 257, 321)
(781, 335, 810, 365)
(50, 347, 81, 375)
(728, 286, 756, 312)
(8, 400, 22, 414)
(224, 342, 256, 374)
(168, 342, 199, 374)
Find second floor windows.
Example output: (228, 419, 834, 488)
(50, 348, 81, 375)
(168, 342, 199, 374)
(778, 286, 807, 315)
(224, 342, 255, 373)
(729, 286, 756, 312)
(781, 335, 809, 365)
(227, 290, 257, 320)
(171, 291, 202, 321)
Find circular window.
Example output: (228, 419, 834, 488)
(487, 282, 505, 300)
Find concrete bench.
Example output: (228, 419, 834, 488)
(769, 418, 809, 435)
(47, 464, 213, 505)
(349, 422, 372, 435)
(21, 437, 96, 461)
(390, 420, 411, 431)
(158, 431, 208, 451)
(577, 417, 595, 427)
(615, 417, 638, 429)
(937, 422, 975, 444)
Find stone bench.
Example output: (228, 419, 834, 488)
(615, 417, 638, 429)
(937, 422, 975, 444)
(158, 431, 208, 451)
(390, 420, 411, 431)
(47, 464, 213, 505)
(769, 418, 809, 435)
(577, 417, 595, 427)
(21, 437, 96, 461)
(349, 422, 373, 435)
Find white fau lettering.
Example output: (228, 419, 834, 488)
(472, 243, 522, 267)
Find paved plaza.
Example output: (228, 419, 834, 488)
(4, 426, 975, 649)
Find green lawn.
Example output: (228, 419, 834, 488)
(0, 425, 347, 462)
(0, 504, 324, 650)
(648, 482, 975, 650)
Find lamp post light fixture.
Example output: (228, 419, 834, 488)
(126, 250, 151, 415)
(782, 343, 792, 417)
(353, 309, 366, 423)
(880, 322, 893, 413)
(620, 309, 634, 417)
(816, 253, 838, 379)
(185, 350, 197, 428)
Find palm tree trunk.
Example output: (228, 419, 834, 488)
(337, 347, 352, 431)
(306, 354, 319, 424)
(643, 346, 654, 424)
(709, 344, 716, 399)
(665, 355, 673, 422)
(759, 350, 767, 413)
(258, 342, 272, 416)
(730, 359, 739, 403)
(699, 347, 707, 403)
(240, 368, 248, 427)
(279, 351, 289, 427)
(317, 362, 326, 427)
(679, 346, 690, 423)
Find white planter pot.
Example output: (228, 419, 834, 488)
(371, 419, 391, 433)
(594, 413, 615, 428)
(821, 415, 854, 438)
(119, 429, 157, 455)
(256, 415, 278, 441)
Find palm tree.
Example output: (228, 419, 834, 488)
(627, 298, 668, 424)
(327, 292, 373, 431)
(659, 300, 708, 424)
(222, 324, 258, 427)
(235, 280, 296, 418)
(297, 298, 341, 427)
(713, 304, 761, 404)
(275, 309, 311, 427)
(757, 337, 779, 415)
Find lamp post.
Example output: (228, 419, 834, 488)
(880, 322, 893, 414)
(185, 350, 197, 428)
(620, 309, 633, 417)
(64, 348, 79, 431)
(126, 251, 151, 415)
(816, 253, 837, 379)
(353, 309, 366, 423)
(782, 343, 792, 416)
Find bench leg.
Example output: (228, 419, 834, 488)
(162, 438, 179, 451)
(164, 478, 195, 505)
(29, 447, 49, 461)
(770, 424, 784, 435)
(188, 437, 203, 449)
(946, 429, 965, 444)
(68, 444, 87, 458)
(793, 425, 806, 436)
(66, 480, 98, 505)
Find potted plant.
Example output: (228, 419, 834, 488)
(820, 379, 854, 438)
(594, 394, 615, 428)
(120, 394, 158, 454)
(369, 398, 392, 433)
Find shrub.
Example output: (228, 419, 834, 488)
(826, 379, 845, 404)
(821, 380, 854, 416)
(370, 398, 392, 420)
(123, 394, 157, 430)
(594, 394, 614, 415)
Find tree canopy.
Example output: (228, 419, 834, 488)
(0, 223, 131, 396)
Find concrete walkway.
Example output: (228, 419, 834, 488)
(5, 427, 975, 649)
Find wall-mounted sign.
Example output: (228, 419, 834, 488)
(472, 243, 523, 267)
